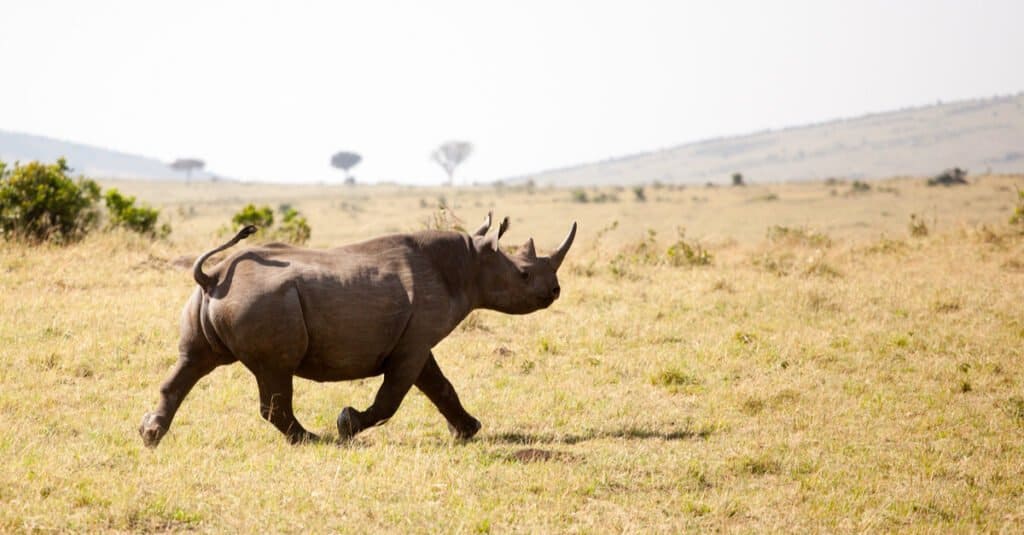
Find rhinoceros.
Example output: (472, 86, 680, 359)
(139, 213, 576, 447)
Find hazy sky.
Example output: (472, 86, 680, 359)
(2, 0, 1022, 184)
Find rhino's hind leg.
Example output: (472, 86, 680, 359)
(415, 353, 481, 440)
(255, 372, 319, 444)
(139, 351, 225, 448)
(337, 349, 429, 442)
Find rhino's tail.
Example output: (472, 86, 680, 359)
(193, 225, 258, 293)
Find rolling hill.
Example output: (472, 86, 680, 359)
(4, 93, 1022, 185)
(511, 93, 1024, 186)
(0, 130, 216, 181)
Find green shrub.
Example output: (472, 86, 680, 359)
(229, 204, 310, 245)
(632, 186, 646, 202)
(667, 228, 712, 266)
(1010, 189, 1024, 226)
(421, 206, 465, 232)
(611, 228, 712, 277)
(0, 158, 101, 243)
(928, 167, 968, 186)
(232, 204, 274, 229)
(909, 214, 929, 237)
(104, 188, 169, 237)
(278, 208, 311, 245)
(849, 180, 871, 193)
(767, 225, 831, 248)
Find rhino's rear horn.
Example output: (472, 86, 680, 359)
(549, 222, 577, 271)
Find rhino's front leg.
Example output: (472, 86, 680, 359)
(337, 349, 429, 441)
(415, 353, 481, 440)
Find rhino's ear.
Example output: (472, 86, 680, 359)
(497, 216, 510, 239)
(472, 212, 493, 237)
(473, 228, 501, 253)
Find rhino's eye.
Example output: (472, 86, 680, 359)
(520, 270, 530, 281)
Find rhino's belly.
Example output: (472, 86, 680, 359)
(294, 349, 386, 381)
(293, 288, 412, 381)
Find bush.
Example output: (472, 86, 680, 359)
(1010, 189, 1024, 226)
(666, 228, 712, 266)
(0, 158, 101, 243)
(232, 204, 274, 229)
(422, 206, 465, 232)
(104, 188, 169, 237)
(278, 208, 311, 245)
(610, 228, 712, 277)
(909, 214, 929, 237)
(632, 186, 646, 202)
(570, 189, 618, 203)
(767, 225, 831, 248)
(230, 204, 310, 245)
(849, 180, 871, 194)
(928, 167, 968, 186)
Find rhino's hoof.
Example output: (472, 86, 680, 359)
(288, 431, 322, 445)
(336, 407, 360, 442)
(139, 412, 166, 448)
(449, 417, 482, 441)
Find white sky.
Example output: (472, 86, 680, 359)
(1, 0, 1022, 184)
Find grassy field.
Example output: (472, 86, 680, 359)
(2, 175, 1024, 532)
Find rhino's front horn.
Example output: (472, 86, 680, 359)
(549, 222, 577, 271)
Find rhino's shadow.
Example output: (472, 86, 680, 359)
(486, 426, 711, 445)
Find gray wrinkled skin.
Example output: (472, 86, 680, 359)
(139, 214, 576, 447)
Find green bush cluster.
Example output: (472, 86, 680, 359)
(928, 167, 968, 186)
(1010, 189, 1024, 226)
(278, 208, 311, 245)
(232, 204, 275, 229)
(231, 203, 311, 245)
(610, 228, 712, 278)
(666, 229, 712, 266)
(908, 214, 929, 237)
(767, 225, 832, 248)
(849, 180, 872, 193)
(0, 158, 101, 243)
(0, 158, 171, 243)
(570, 189, 619, 203)
(104, 188, 169, 237)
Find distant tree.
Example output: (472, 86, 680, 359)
(732, 172, 745, 187)
(330, 151, 362, 184)
(169, 158, 204, 183)
(431, 141, 473, 186)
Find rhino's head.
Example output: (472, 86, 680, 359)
(470, 213, 577, 314)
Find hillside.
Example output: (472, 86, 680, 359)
(0, 130, 215, 181)
(513, 94, 1024, 186)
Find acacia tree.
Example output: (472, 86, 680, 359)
(330, 151, 362, 184)
(431, 141, 472, 186)
(169, 158, 205, 183)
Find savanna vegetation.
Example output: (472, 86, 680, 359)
(1, 172, 1023, 532)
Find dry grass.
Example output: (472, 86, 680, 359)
(2, 175, 1024, 532)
